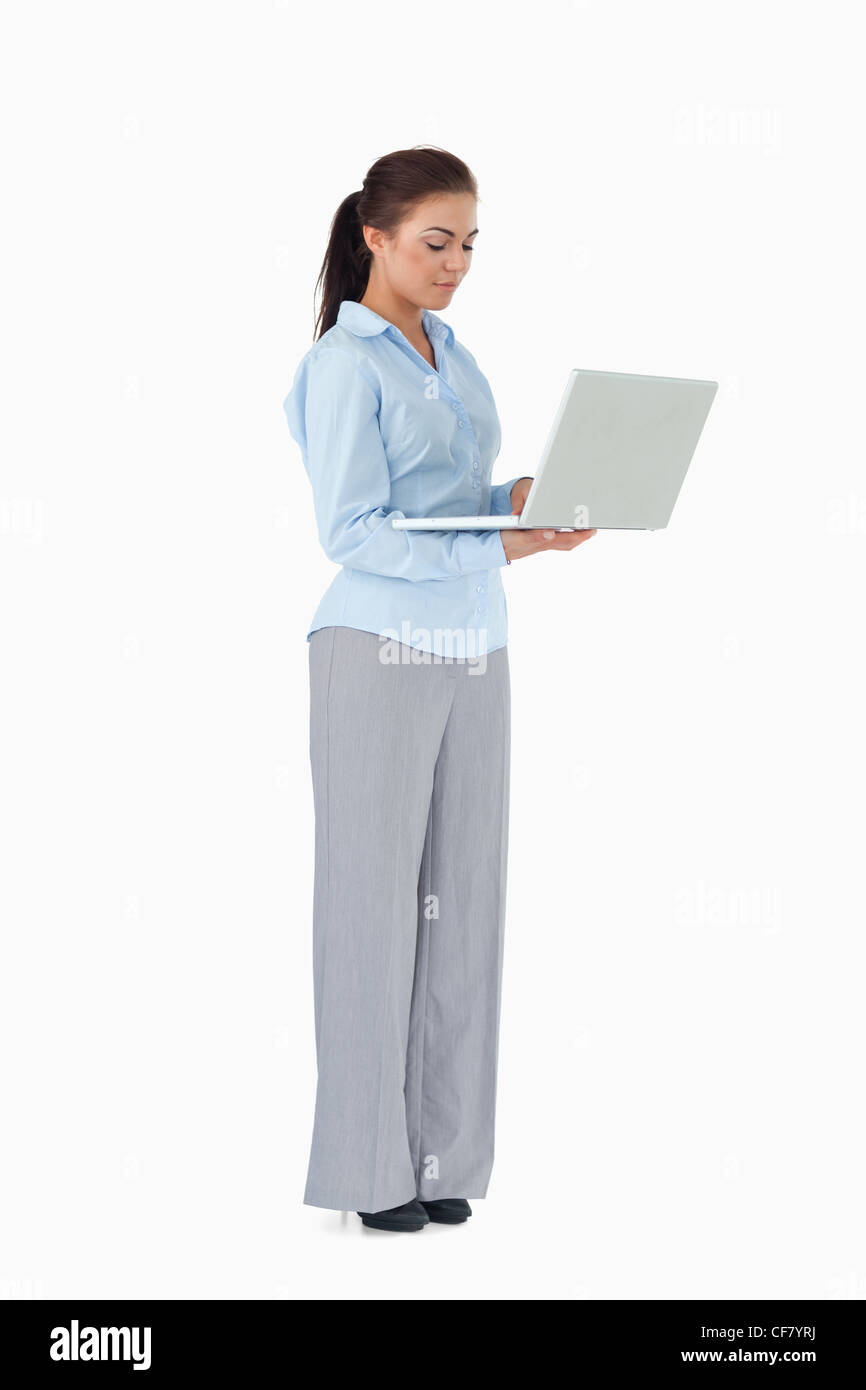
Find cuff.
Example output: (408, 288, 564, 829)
(489, 476, 526, 516)
(455, 526, 509, 575)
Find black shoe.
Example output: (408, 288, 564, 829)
(357, 1199, 430, 1232)
(418, 1198, 472, 1223)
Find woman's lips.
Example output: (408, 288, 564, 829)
(435, 282, 456, 289)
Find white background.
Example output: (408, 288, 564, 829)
(2, 0, 864, 1300)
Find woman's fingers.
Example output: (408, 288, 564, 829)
(557, 527, 596, 548)
(532, 527, 596, 550)
(500, 526, 597, 562)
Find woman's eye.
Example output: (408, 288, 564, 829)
(425, 242, 474, 253)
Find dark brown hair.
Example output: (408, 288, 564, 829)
(313, 145, 478, 341)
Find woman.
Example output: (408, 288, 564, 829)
(283, 146, 595, 1233)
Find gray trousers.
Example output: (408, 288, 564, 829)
(304, 625, 511, 1212)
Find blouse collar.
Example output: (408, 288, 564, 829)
(336, 299, 455, 350)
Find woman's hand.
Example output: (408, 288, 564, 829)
(501, 476, 597, 562)
(508, 477, 535, 515)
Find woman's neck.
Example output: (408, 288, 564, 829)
(359, 289, 425, 346)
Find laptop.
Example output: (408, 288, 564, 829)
(391, 367, 718, 532)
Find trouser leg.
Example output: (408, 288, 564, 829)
(303, 626, 456, 1212)
(405, 647, 511, 1200)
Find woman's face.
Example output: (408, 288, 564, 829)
(363, 193, 478, 309)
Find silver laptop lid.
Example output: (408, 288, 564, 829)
(521, 368, 718, 530)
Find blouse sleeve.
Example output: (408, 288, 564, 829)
(285, 347, 509, 582)
(489, 476, 529, 515)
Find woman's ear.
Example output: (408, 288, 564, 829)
(362, 224, 387, 260)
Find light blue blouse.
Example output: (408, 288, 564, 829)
(283, 299, 523, 658)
